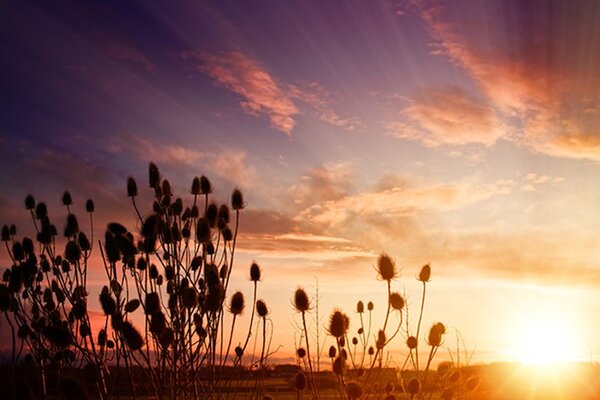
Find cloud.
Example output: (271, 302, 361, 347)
(182, 51, 298, 135)
(288, 162, 354, 207)
(412, 0, 600, 160)
(99, 41, 156, 72)
(387, 86, 506, 147)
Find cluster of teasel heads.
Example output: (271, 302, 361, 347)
(291, 255, 479, 400)
(0, 163, 273, 400)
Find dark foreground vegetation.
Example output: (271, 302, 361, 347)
(0, 163, 480, 399)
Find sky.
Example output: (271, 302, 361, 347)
(1, 0, 600, 365)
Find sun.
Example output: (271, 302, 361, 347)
(510, 310, 582, 365)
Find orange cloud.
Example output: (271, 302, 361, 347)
(387, 86, 506, 147)
(182, 51, 299, 135)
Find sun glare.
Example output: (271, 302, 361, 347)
(510, 311, 582, 365)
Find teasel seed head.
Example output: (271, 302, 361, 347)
(235, 346, 244, 358)
(449, 370, 461, 383)
(293, 287, 310, 312)
(191, 177, 201, 195)
(294, 372, 306, 391)
(356, 300, 364, 313)
(441, 387, 455, 400)
(249, 262, 262, 282)
(145, 292, 160, 314)
(376, 330, 386, 349)
(256, 299, 268, 317)
(181, 287, 198, 308)
(148, 163, 160, 188)
(127, 177, 138, 197)
(229, 291, 245, 315)
(333, 356, 344, 375)
(352, 337, 358, 346)
(368, 346, 374, 356)
(297, 347, 306, 358)
(406, 378, 420, 395)
(377, 253, 398, 281)
(346, 382, 363, 400)
(35, 202, 48, 220)
(418, 264, 431, 282)
(121, 321, 144, 351)
(200, 175, 212, 194)
(99, 286, 116, 316)
(231, 188, 244, 210)
(367, 301, 374, 311)
(25, 194, 35, 210)
(407, 336, 418, 349)
(219, 204, 230, 224)
(328, 310, 349, 338)
(328, 345, 336, 358)
(196, 218, 211, 243)
(389, 292, 405, 311)
(427, 322, 446, 347)
(85, 199, 95, 212)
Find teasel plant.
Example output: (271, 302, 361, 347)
(96, 163, 270, 400)
(0, 192, 109, 400)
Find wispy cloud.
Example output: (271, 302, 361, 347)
(99, 40, 156, 72)
(182, 51, 299, 135)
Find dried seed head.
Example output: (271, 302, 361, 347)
(406, 378, 420, 395)
(428, 322, 446, 347)
(352, 337, 358, 346)
(85, 199, 95, 212)
(125, 299, 140, 313)
(1, 225, 9, 241)
(235, 346, 244, 358)
(181, 287, 198, 308)
(219, 204, 230, 224)
(333, 356, 344, 375)
(367, 301, 374, 311)
(231, 188, 244, 210)
(249, 262, 261, 282)
(121, 321, 144, 350)
(358, 327, 363, 335)
(196, 218, 211, 243)
(99, 286, 116, 316)
(61, 191, 72, 206)
(206, 203, 218, 227)
(35, 202, 48, 220)
(356, 301, 364, 313)
(293, 288, 310, 312)
(295, 372, 306, 391)
(191, 177, 201, 195)
(78, 232, 91, 251)
(229, 291, 245, 315)
(145, 292, 160, 314)
(377, 253, 398, 281)
(389, 292, 405, 311)
(200, 175, 212, 194)
(346, 382, 363, 400)
(64, 241, 81, 264)
(376, 330, 386, 349)
(256, 299, 268, 317)
(127, 177, 138, 197)
(418, 264, 431, 282)
(25, 194, 35, 210)
(441, 387, 455, 400)
(328, 345, 336, 358)
(368, 346, 374, 356)
(149, 163, 160, 188)
(328, 310, 349, 338)
(449, 370, 461, 383)
(297, 347, 306, 358)
(407, 336, 418, 349)
(162, 179, 172, 197)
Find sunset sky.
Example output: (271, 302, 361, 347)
(2, 0, 600, 365)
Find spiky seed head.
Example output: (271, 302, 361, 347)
(389, 292, 405, 311)
(419, 264, 431, 282)
(295, 372, 306, 391)
(235, 346, 244, 358)
(72, 300, 86, 319)
(466, 376, 480, 391)
(377, 253, 398, 281)
(78, 232, 91, 251)
(297, 347, 306, 358)
(61, 191, 72, 206)
(145, 292, 160, 315)
(196, 218, 210, 243)
(219, 204, 230, 224)
(449, 370, 461, 383)
(352, 337, 358, 345)
(346, 382, 363, 400)
(256, 299, 268, 317)
(85, 199, 95, 212)
(191, 177, 201, 195)
(64, 241, 81, 264)
(356, 300, 364, 313)
(220, 264, 228, 280)
(368, 346, 374, 356)
(127, 177, 138, 197)
(148, 163, 160, 188)
(328, 346, 336, 358)
(162, 179, 172, 197)
(367, 301, 374, 311)
(293, 288, 310, 312)
(35, 202, 48, 220)
(441, 387, 455, 400)
(406, 336, 418, 349)
(339, 336, 346, 347)
(125, 299, 140, 313)
(181, 287, 198, 308)
(428, 322, 446, 347)
(249, 262, 261, 282)
(333, 356, 344, 375)
(1, 225, 9, 241)
(99, 287, 116, 316)
(206, 203, 218, 227)
(229, 291, 245, 315)
(9, 224, 16, 236)
(328, 310, 349, 338)
(25, 194, 35, 210)
(358, 327, 363, 334)
(406, 378, 420, 395)
(376, 330, 386, 349)
(121, 321, 144, 350)
(231, 188, 244, 210)
(199, 175, 212, 194)
(222, 227, 233, 241)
